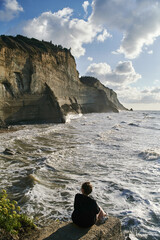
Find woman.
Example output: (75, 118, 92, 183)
(72, 182, 107, 228)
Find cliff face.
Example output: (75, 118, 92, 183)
(80, 76, 126, 113)
(0, 35, 127, 125)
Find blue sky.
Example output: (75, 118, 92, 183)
(0, 0, 160, 110)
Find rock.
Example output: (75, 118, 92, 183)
(22, 216, 124, 240)
(0, 119, 8, 129)
(0, 35, 127, 125)
(80, 76, 127, 112)
(2, 148, 21, 155)
(3, 148, 15, 155)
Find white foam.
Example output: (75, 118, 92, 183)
(139, 149, 160, 161)
(1, 110, 160, 239)
(65, 113, 83, 123)
(129, 233, 139, 240)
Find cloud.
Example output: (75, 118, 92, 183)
(0, 0, 23, 21)
(154, 79, 160, 85)
(151, 88, 160, 94)
(90, 0, 160, 59)
(117, 86, 143, 103)
(82, 1, 90, 15)
(85, 60, 160, 104)
(116, 86, 160, 104)
(87, 57, 93, 61)
(87, 62, 111, 75)
(97, 29, 111, 42)
(147, 50, 153, 54)
(86, 61, 141, 86)
(23, 8, 103, 58)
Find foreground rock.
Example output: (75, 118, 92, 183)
(0, 35, 127, 126)
(23, 217, 124, 240)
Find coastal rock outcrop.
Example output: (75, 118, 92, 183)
(23, 217, 124, 240)
(80, 76, 126, 113)
(0, 35, 127, 126)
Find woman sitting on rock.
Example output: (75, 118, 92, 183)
(72, 182, 107, 228)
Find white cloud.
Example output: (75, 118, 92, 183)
(154, 79, 160, 85)
(85, 60, 160, 104)
(0, 0, 23, 21)
(86, 59, 160, 105)
(86, 61, 141, 86)
(112, 51, 119, 55)
(87, 57, 93, 61)
(147, 50, 153, 54)
(151, 87, 160, 94)
(117, 86, 143, 103)
(97, 29, 112, 42)
(87, 62, 111, 75)
(82, 1, 90, 15)
(117, 86, 160, 104)
(90, 0, 160, 59)
(23, 8, 103, 58)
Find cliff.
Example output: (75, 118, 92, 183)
(0, 35, 127, 126)
(80, 76, 126, 112)
(22, 217, 124, 240)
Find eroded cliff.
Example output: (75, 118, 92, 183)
(0, 35, 127, 126)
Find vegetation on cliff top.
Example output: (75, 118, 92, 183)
(0, 35, 70, 56)
(80, 76, 111, 91)
(0, 189, 36, 239)
(80, 76, 99, 86)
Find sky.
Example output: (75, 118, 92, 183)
(0, 0, 160, 110)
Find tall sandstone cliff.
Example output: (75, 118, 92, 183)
(0, 35, 127, 126)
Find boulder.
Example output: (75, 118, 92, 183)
(23, 216, 124, 240)
(3, 148, 15, 155)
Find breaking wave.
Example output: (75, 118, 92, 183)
(0, 110, 160, 239)
(139, 149, 160, 161)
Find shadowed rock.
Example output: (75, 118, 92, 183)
(3, 148, 15, 155)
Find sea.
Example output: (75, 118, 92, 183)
(0, 110, 160, 240)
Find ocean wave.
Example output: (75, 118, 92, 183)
(138, 149, 160, 161)
(120, 189, 137, 203)
(65, 113, 83, 123)
(123, 217, 141, 228)
(112, 124, 122, 130)
(107, 115, 112, 120)
(0, 111, 160, 239)
(142, 125, 160, 131)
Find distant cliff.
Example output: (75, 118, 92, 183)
(0, 35, 127, 126)
(80, 76, 126, 113)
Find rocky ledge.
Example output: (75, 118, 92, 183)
(23, 216, 124, 240)
(0, 35, 127, 126)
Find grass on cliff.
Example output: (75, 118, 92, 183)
(0, 35, 70, 55)
(0, 189, 36, 239)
